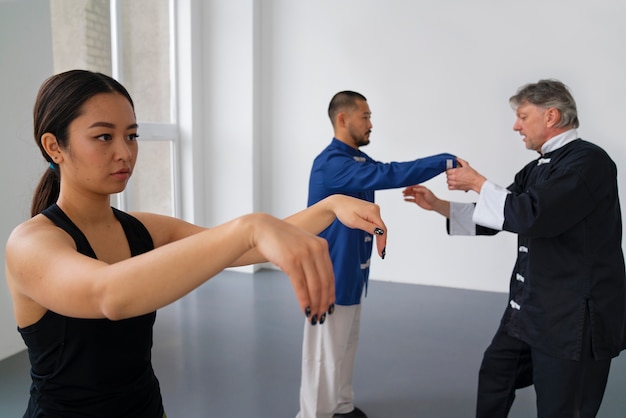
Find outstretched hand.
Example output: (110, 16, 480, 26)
(249, 213, 336, 325)
(326, 195, 387, 259)
(248, 195, 388, 324)
(445, 157, 486, 193)
(402, 185, 450, 218)
(403, 185, 439, 211)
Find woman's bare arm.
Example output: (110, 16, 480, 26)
(6, 212, 335, 326)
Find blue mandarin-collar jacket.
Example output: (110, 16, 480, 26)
(308, 138, 455, 305)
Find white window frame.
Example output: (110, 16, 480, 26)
(110, 0, 181, 217)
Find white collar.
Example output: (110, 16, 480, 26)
(541, 129, 579, 155)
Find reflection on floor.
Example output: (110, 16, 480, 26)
(1, 269, 625, 417)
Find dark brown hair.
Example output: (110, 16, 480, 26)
(31, 70, 135, 216)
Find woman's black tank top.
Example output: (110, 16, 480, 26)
(19, 204, 164, 417)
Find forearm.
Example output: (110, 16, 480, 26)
(231, 194, 385, 266)
(229, 197, 337, 267)
(99, 215, 256, 319)
(431, 199, 451, 218)
(283, 195, 339, 234)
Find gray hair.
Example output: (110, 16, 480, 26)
(509, 79, 579, 128)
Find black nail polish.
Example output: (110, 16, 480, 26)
(319, 313, 327, 325)
(382, 247, 386, 260)
(305, 306, 311, 317)
(374, 227, 384, 235)
(328, 304, 335, 315)
(311, 315, 318, 326)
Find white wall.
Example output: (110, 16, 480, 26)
(195, 0, 261, 273)
(0, 0, 54, 360)
(258, 0, 626, 292)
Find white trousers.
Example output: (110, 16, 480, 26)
(296, 303, 362, 418)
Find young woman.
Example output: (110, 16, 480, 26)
(5, 69, 387, 417)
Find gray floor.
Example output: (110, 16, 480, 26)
(1, 269, 626, 417)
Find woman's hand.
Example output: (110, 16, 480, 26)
(323, 195, 387, 259)
(245, 213, 336, 325)
(227, 195, 388, 324)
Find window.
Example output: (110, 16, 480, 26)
(50, 0, 179, 216)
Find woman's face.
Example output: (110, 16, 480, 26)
(60, 92, 139, 197)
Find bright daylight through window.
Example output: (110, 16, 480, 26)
(50, 0, 178, 216)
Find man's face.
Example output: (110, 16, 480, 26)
(345, 99, 373, 148)
(513, 102, 550, 152)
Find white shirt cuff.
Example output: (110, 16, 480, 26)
(472, 180, 509, 230)
(449, 202, 476, 236)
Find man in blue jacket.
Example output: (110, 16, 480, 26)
(296, 91, 456, 418)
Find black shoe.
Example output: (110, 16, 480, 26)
(333, 406, 367, 418)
